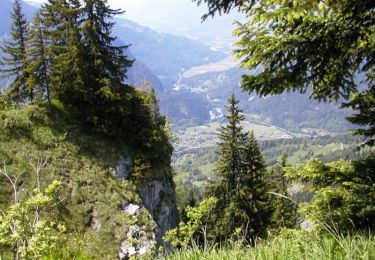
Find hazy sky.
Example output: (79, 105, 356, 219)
(25, 0, 241, 48)
(26, 0, 211, 31)
(26, 0, 207, 19)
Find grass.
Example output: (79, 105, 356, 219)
(166, 230, 375, 260)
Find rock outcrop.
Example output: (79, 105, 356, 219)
(140, 179, 179, 242)
(112, 157, 179, 258)
(119, 203, 157, 260)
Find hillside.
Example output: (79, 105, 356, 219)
(0, 0, 182, 257)
(168, 66, 353, 133)
(0, 98, 178, 258)
(114, 18, 226, 88)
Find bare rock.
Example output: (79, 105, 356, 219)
(119, 225, 156, 260)
(111, 156, 133, 180)
(122, 203, 141, 217)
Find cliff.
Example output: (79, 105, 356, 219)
(0, 98, 178, 258)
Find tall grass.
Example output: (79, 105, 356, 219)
(167, 230, 375, 260)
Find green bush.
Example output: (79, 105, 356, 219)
(285, 157, 375, 231)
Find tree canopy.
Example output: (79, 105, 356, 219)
(195, 0, 375, 142)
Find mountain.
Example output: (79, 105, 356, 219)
(0, 1, 226, 93)
(114, 18, 226, 89)
(168, 65, 353, 133)
(0, 0, 353, 135)
(113, 0, 245, 51)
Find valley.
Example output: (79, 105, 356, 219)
(0, 0, 373, 259)
(174, 121, 294, 157)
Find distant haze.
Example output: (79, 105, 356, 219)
(25, 0, 244, 49)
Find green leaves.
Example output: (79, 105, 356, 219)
(0, 178, 64, 258)
(286, 157, 375, 231)
(164, 197, 218, 248)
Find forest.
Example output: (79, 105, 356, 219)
(0, 0, 374, 259)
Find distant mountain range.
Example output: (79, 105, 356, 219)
(170, 67, 353, 132)
(0, 0, 354, 134)
(114, 18, 226, 89)
(0, 0, 225, 91)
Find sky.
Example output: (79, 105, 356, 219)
(26, 0, 208, 22)
(25, 0, 242, 49)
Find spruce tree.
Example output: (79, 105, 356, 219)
(0, 0, 30, 103)
(81, 0, 133, 102)
(26, 11, 51, 105)
(208, 93, 245, 240)
(40, 0, 85, 105)
(269, 154, 298, 229)
(208, 94, 272, 242)
(216, 93, 245, 191)
(237, 131, 272, 238)
(344, 85, 375, 145)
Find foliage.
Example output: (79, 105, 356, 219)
(215, 93, 246, 190)
(285, 157, 375, 231)
(26, 10, 51, 106)
(164, 197, 218, 248)
(0, 1, 175, 258)
(232, 1, 374, 99)
(344, 86, 375, 140)
(269, 155, 299, 229)
(206, 94, 273, 242)
(196, 0, 375, 143)
(0, 103, 168, 258)
(0, 0, 30, 103)
(167, 229, 375, 260)
(0, 173, 64, 259)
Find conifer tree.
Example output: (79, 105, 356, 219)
(216, 93, 245, 191)
(208, 94, 272, 242)
(40, 0, 85, 105)
(0, 0, 30, 103)
(237, 131, 272, 237)
(26, 11, 51, 105)
(269, 155, 298, 229)
(81, 0, 133, 102)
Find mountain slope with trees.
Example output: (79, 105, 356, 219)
(164, 0, 375, 258)
(0, 0, 178, 258)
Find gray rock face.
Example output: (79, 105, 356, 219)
(140, 179, 179, 241)
(88, 208, 101, 232)
(111, 156, 133, 180)
(112, 157, 179, 257)
(119, 224, 157, 260)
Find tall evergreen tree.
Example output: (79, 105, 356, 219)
(0, 0, 30, 103)
(216, 93, 245, 191)
(236, 131, 272, 237)
(26, 11, 51, 105)
(269, 155, 299, 229)
(80, 0, 133, 104)
(208, 94, 272, 242)
(344, 85, 375, 145)
(40, 0, 85, 105)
